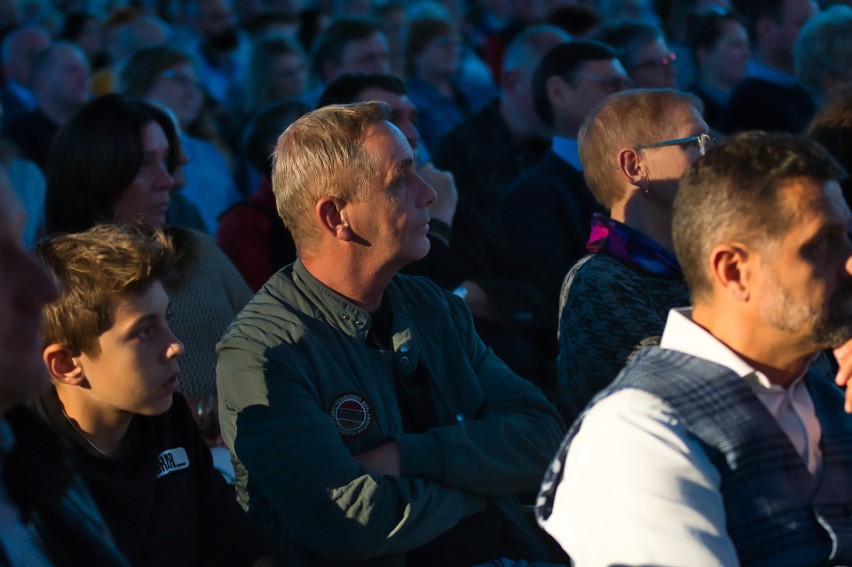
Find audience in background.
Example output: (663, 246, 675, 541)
(434, 25, 569, 229)
(594, 20, 678, 89)
(686, 8, 751, 131)
(119, 45, 240, 233)
(404, 16, 493, 153)
(217, 99, 308, 291)
(721, 0, 818, 133)
(793, 4, 852, 110)
(0, 26, 49, 127)
(3, 41, 91, 171)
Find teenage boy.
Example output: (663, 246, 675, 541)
(34, 223, 282, 567)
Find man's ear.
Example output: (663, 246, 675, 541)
(708, 243, 752, 302)
(316, 196, 353, 241)
(43, 343, 86, 385)
(546, 75, 570, 113)
(617, 147, 648, 191)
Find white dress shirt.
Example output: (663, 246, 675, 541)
(541, 308, 823, 567)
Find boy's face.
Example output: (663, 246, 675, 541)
(76, 281, 183, 418)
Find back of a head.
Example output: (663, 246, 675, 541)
(794, 5, 852, 105)
(243, 99, 311, 175)
(45, 93, 179, 235)
(272, 101, 391, 252)
(673, 131, 846, 302)
(118, 44, 193, 98)
(502, 24, 571, 73)
(593, 20, 662, 71)
(532, 40, 618, 126)
(579, 88, 703, 209)
(309, 18, 382, 83)
(318, 72, 405, 107)
(38, 223, 175, 357)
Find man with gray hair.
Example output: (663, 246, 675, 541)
(538, 131, 852, 566)
(216, 101, 564, 565)
(794, 4, 852, 108)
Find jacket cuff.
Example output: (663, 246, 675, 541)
(393, 431, 444, 481)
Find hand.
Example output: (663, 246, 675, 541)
(353, 441, 401, 477)
(835, 340, 852, 413)
(418, 163, 457, 225)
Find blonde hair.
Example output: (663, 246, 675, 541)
(272, 101, 391, 252)
(579, 88, 703, 209)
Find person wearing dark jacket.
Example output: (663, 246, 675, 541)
(0, 166, 128, 566)
(36, 224, 282, 567)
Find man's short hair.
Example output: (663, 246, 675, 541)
(501, 24, 571, 73)
(794, 5, 852, 104)
(532, 40, 618, 126)
(37, 224, 176, 357)
(579, 88, 703, 209)
(272, 101, 392, 251)
(686, 8, 747, 68)
(593, 20, 662, 73)
(744, 0, 785, 43)
(318, 72, 406, 107)
(242, 99, 311, 175)
(673, 132, 847, 302)
(309, 18, 383, 83)
(118, 45, 194, 98)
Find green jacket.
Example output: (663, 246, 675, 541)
(216, 260, 565, 565)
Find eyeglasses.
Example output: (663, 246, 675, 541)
(631, 52, 677, 72)
(573, 73, 633, 93)
(635, 133, 715, 156)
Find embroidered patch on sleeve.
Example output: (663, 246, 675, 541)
(329, 393, 372, 437)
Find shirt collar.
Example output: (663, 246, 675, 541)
(551, 136, 582, 171)
(660, 307, 809, 390)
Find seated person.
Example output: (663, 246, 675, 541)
(556, 89, 709, 424)
(0, 166, 128, 565)
(34, 223, 282, 567)
(216, 102, 565, 565)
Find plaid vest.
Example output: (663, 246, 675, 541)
(538, 347, 852, 567)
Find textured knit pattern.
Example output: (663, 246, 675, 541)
(556, 252, 689, 423)
(541, 347, 852, 567)
(168, 229, 252, 399)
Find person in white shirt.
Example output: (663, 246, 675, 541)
(537, 131, 852, 567)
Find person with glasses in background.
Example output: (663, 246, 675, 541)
(502, 41, 630, 340)
(552, 88, 711, 426)
(594, 20, 679, 89)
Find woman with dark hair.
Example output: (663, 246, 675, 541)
(45, 93, 252, 418)
(119, 45, 240, 233)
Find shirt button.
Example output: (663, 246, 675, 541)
(340, 314, 349, 320)
(400, 344, 410, 353)
(399, 356, 410, 366)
